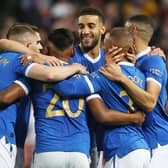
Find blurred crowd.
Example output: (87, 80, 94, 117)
(0, 0, 168, 56)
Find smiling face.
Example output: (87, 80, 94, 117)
(78, 15, 105, 52)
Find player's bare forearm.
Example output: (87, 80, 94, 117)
(100, 65, 159, 112)
(0, 39, 35, 54)
(119, 76, 159, 112)
(20, 53, 62, 66)
(87, 98, 145, 125)
(0, 83, 26, 109)
(27, 63, 88, 82)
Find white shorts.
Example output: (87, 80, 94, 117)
(104, 149, 150, 168)
(25, 103, 36, 145)
(0, 136, 17, 168)
(150, 144, 168, 168)
(31, 151, 90, 168)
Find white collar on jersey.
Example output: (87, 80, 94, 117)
(83, 49, 101, 63)
(118, 61, 134, 66)
(136, 47, 151, 61)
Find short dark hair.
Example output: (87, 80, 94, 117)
(78, 7, 105, 23)
(125, 15, 155, 43)
(109, 27, 133, 53)
(48, 28, 74, 51)
(126, 15, 155, 29)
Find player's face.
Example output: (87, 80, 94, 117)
(28, 32, 43, 53)
(78, 15, 105, 51)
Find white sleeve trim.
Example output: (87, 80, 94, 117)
(83, 75, 95, 94)
(14, 80, 29, 95)
(86, 94, 102, 102)
(147, 77, 161, 88)
(25, 63, 37, 76)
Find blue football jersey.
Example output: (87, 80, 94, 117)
(70, 45, 105, 150)
(0, 51, 33, 144)
(136, 53, 168, 148)
(91, 62, 148, 160)
(70, 45, 105, 72)
(51, 62, 149, 160)
(51, 74, 101, 98)
(17, 72, 90, 156)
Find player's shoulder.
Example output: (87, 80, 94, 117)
(145, 54, 165, 64)
(0, 51, 23, 60)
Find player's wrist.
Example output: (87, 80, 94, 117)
(131, 112, 145, 125)
(118, 74, 127, 83)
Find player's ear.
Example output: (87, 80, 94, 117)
(26, 42, 32, 48)
(100, 25, 106, 35)
(130, 26, 138, 36)
(71, 48, 75, 57)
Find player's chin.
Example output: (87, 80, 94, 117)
(82, 41, 93, 48)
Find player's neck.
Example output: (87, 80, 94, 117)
(135, 39, 148, 55)
(80, 44, 101, 59)
(118, 57, 131, 64)
(56, 54, 71, 63)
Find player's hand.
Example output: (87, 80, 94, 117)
(105, 46, 125, 64)
(72, 63, 89, 74)
(126, 46, 136, 63)
(149, 46, 166, 61)
(99, 64, 123, 82)
(132, 110, 145, 125)
(20, 53, 62, 66)
(20, 53, 36, 65)
(42, 55, 62, 66)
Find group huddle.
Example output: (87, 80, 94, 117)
(0, 7, 167, 168)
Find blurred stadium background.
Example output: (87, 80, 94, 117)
(0, 0, 168, 56)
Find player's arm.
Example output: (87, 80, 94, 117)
(149, 47, 166, 60)
(87, 95, 145, 125)
(0, 39, 35, 54)
(20, 53, 62, 66)
(51, 74, 100, 98)
(26, 63, 88, 82)
(0, 83, 26, 108)
(121, 79, 160, 112)
(0, 39, 61, 66)
(99, 60, 162, 112)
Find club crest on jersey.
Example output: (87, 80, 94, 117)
(0, 56, 9, 66)
(90, 72, 100, 78)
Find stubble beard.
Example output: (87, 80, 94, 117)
(81, 38, 99, 53)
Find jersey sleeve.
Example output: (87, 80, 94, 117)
(142, 55, 166, 87)
(14, 77, 31, 95)
(51, 74, 101, 98)
(86, 93, 102, 102)
(14, 57, 37, 76)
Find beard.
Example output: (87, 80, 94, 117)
(80, 35, 100, 53)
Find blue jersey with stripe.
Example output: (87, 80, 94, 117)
(0, 51, 32, 144)
(52, 62, 149, 160)
(136, 54, 168, 148)
(18, 69, 90, 156)
(70, 45, 105, 150)
(71, 45, 105, 72)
